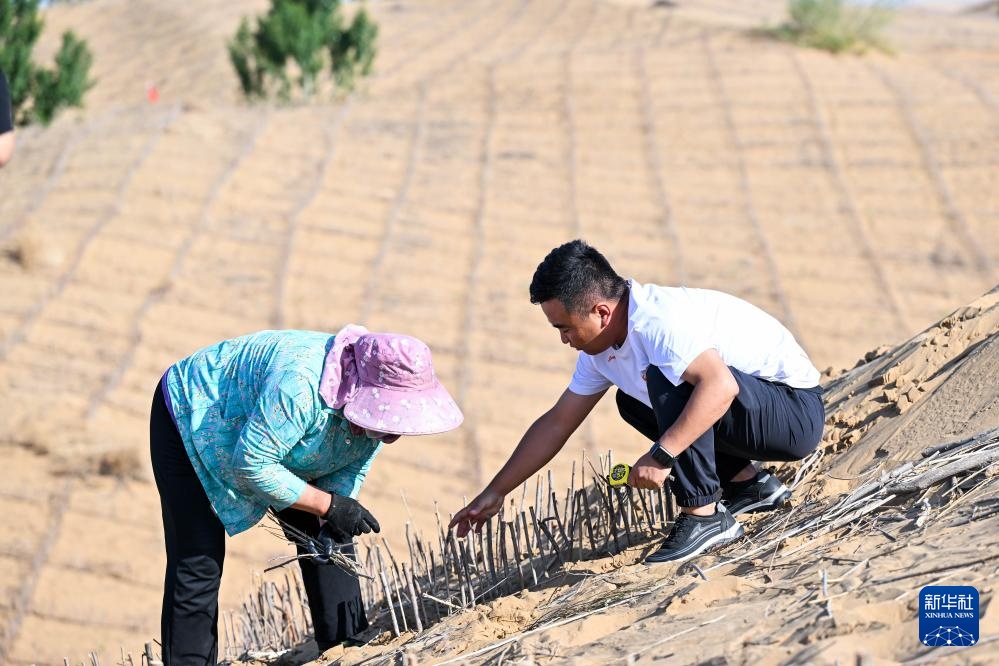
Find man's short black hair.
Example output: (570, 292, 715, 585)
(529, 240, 627, 314)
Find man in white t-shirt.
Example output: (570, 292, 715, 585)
(451, 240, 825, 563)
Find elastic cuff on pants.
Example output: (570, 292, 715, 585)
(674, 490, 722, 508)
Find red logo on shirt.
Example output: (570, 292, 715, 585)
(607, 355, 617, 362)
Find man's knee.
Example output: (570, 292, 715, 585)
(645, 365, 691, 400)
(615, 389, 660, 441)
(645, 366, 695, 434)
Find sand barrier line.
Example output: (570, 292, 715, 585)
(562, 2, 600, 459)
(455, 66, 497, 488)
(0, 106, 181, 363)
(635, 46, 689, 286)
(0, 480, 73, 660)
(868, 62, 995, 281)
(358, 86, 428, 327)
(376, 0, 470, 57)
(563, 55, 582, 240)
(25, 608, 150, 633)
(560, 0, 600, 241)
(52, 560, 161, 592)
(701, 31, 801, 339)
(373, 0, 496, 83)
(653, 0, 675, 47)
(561, 0, 603, 233)
(97, 1, 233, 70)
(175, 3, 267, 102)
(522, 12, 702, 63)
(423, 0, 531, 77)
(110, 3, 258, 99)
(936, 65, 999, 118)
(0, 110, 122, 245)
(492, 0, 573, 67)
(610, 2, 641, 52)
(381, 0, 532, 97)
(546, 1, 658, 56)
(84, 113, 271, 421)
(272, 103, 354, 329)
(437, 0, 533, 70)
(788, 51, 911, 338)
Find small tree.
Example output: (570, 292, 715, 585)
(0, 0, 95, 125)
(228, 0, 377, 102)
(766, 0, 893, 55)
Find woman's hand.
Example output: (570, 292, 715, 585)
(323, 494, 380, 542)
(449, 488, 504, 537)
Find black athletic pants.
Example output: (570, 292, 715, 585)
(616, 365, 825, 507)
(0, 69, 12, 134)
(150, 382, 367, 664)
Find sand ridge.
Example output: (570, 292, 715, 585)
(299, 290, 999, 665)
(1, 0, 998, 660)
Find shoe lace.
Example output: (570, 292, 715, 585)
(663, 513, 697, 546)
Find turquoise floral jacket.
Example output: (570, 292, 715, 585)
(163, 330, 382, 535)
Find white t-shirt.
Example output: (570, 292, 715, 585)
(568, 280, 820, 407)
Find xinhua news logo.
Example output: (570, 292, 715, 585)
(919, 586, 979, 647)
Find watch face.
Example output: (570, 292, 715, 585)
(652, 445, 674, 467)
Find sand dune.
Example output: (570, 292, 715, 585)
(290, 288, 999, 664)
(0, 0, 997, 660)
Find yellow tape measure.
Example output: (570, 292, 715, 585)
(607, 463, 631, 487)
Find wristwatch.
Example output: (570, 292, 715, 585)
(649, 443, 677, 468)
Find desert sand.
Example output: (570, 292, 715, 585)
(296, 286, 998, 665)
(0, 0, 997, 662)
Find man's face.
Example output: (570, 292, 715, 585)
(540, 298, 610, 355)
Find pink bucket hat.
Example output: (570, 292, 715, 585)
(318, 325, 463, 436)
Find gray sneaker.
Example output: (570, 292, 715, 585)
(645, 504, 744, 564)
(721, 469, 792, 517)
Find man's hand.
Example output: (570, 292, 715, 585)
(629, 451, 670, 490)
(322, 494, 380, 542)
(449, 488, 504, 537)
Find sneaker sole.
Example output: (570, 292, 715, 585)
(727, 487, 792, 517)
(644, 521, 745, 564)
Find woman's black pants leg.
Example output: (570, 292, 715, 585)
(150, 382, 226, 665)
(274, 508, 369, 648)
(616, 365, 825, 508)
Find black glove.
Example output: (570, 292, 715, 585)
(322, 494, 380, 543)
(313, 522, 339, 563)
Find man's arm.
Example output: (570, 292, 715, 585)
(629, 349, 739, 489)
(449, 388, 605, 536)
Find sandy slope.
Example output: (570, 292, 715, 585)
(0, 0, 997, 660)
(289, 288, 999, 665)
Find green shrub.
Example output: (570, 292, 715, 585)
(0, 0, 95, 125)
(228, 0, 377, 102)
(767, 0, 893, 54)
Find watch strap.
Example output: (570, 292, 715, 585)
(650, 443, 676, 467)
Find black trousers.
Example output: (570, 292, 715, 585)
(150, 382, 367, 665)
(616, 366, 825, 508)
